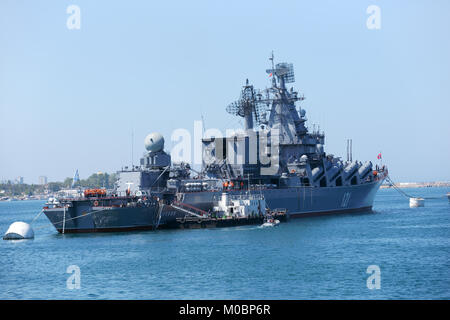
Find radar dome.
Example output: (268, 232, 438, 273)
(144, 132, 164, 152)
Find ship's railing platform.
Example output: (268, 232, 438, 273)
(212, 192, 265, 202)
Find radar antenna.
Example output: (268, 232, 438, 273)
(226, 79, 268, 130)
(266, 62, 295, 88)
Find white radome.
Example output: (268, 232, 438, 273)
(144, 132, 164, 152)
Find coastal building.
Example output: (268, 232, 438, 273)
(38, 176, 48, 185)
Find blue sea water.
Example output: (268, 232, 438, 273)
(0, 187, 449, 300)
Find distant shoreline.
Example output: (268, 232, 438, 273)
(381, 182, 450, 189)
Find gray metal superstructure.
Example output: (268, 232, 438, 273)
(43, 55, 387, 233)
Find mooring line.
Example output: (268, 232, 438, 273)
(155, 203, 163, 229)
(30, 210, 44, 224)
(386, 176, 446, 200)
(32, 208, 109, 231)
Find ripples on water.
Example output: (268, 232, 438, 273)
(0, 188, 449, 299)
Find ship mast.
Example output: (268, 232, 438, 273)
(269, 51, 276, 88)
(226, 52, 307, 137)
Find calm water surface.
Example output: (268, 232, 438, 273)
(1, 187, 449, 299)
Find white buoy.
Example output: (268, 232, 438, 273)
(3, 221, 34, 240)
(409, 197, 425, 208)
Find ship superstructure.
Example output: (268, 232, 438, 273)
(202, 54, 377, 189)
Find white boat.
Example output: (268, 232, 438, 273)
(261, 215, 280, 227)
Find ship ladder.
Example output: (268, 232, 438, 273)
(171, 202, 208, 219)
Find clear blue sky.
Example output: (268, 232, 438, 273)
(1, 0, 449, 183)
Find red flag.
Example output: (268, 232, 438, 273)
(268, 73, 273, 77)
(377, 153, 382, 160)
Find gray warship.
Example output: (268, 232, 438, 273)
(43, 55, 388, 233)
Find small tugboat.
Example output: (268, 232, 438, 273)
(169, 192, 287, 230)
(212, 192, 266, 219)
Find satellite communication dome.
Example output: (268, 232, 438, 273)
(144, 132, 164, 152)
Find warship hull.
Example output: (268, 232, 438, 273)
(43, 178, 383, 233)
(180, 179, 384, 218)
(43, 198, 164, 233)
